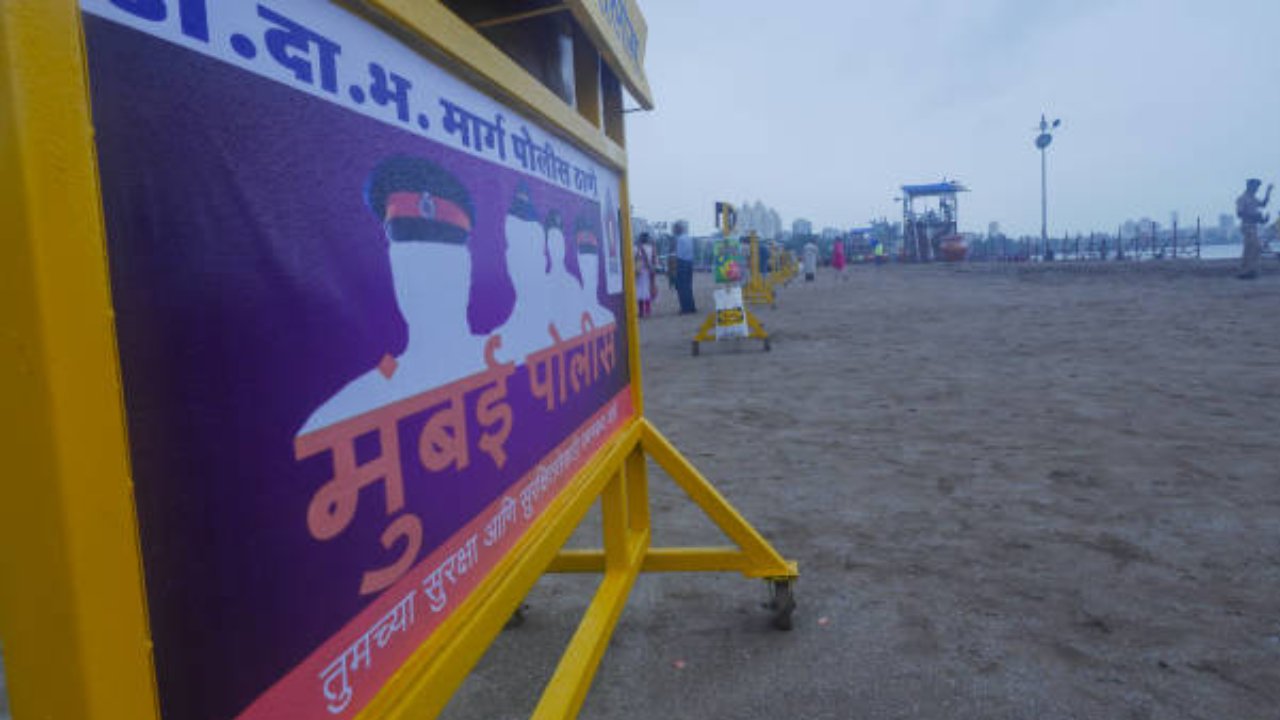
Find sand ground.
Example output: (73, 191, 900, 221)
(441, 261, 1280, 720)
(3, 262, 1278, 720)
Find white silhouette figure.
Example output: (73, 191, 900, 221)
(299, 157, 486, 436)
(602, 189, 623, 294)
(572, 221, 615, 328)
(493, 185, 555, 364)
(544, 211, 593, 339)
(301, 243, 485, 434)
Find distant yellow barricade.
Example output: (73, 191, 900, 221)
(742, 232, 776, 307)
(768, 247, 796, 289)
(693, 203, 770, 355)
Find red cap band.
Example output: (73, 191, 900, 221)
(385, 191, 472, 233)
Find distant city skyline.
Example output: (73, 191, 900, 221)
(625, 0, 1280, 237)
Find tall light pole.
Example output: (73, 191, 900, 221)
(1035, 114, 1062, 258)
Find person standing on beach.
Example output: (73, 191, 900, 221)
(1237, 178, 1273, 279)
(831, 237, 847, 280)
(674, 221, 697, 314)
(803, 240, 819, 281)
(635, 232, 657, 318)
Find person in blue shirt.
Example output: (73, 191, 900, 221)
(674, 221, 697, 314)
(1238, 178, 1273, 279)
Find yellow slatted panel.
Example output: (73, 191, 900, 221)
(359, 0, 628, 170)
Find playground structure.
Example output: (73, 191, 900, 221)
(901, 180, 969, 262)
(693, 202, 771, 355)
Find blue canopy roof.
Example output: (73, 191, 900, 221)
(901, 181, 968, 197)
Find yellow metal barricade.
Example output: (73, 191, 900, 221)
(692, 203, 770, 355)
(742, 232, 777, 307)
(0, 3, 796, 720)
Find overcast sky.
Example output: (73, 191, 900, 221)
(625, 0, 1280, 237)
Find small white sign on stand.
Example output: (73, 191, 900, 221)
(714, 286, 749, 340)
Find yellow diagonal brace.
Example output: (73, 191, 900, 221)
(638, 420, 797, 579)
(693, 312, 717, 342)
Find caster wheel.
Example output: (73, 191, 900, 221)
(505, 603, 530, 629)
(766, 579, 795, 631)
(691, 341, 700, 356)
(763, 338, 772, 352)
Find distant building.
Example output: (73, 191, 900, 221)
(792, 218, 813, 236)
(820, 227, 841, 240)
(988, 221, 1001, 238)
(1218, 213, 1236, 242)
(733, 199, 783, 239)
(631, 216, 651, 239)
(767, 209, 782, 239)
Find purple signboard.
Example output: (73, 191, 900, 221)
(80, 2, 633, 718)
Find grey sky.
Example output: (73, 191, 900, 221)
(625, 0, 1280, 237)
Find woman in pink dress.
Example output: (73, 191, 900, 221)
(831, 238, 847, 280)
(635, 233, 657, 317)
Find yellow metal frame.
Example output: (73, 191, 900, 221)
(0, 3, 796, 720)
(691, 311, 770, 354)
(742, 232, 777, 307)
(691, 203, 770, 355)
(768, 246, 797, 289)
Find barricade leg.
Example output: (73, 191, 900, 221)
(547, 419, 798, 625)
(531, 465, 648, 720)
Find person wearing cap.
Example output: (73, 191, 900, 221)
(1237, 178, 1273, 280)
(574, 213, 615, 326)
(544, 208, 592, 336)
(494, 183, 554, 362)
(299, 155, 485, 435)
(604, 191, 625, 288)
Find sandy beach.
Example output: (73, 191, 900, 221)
(5, 262, 1275, 720)
(441, 260, 1280, 720)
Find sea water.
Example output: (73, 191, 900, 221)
(1199, 243, 1244, 260)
